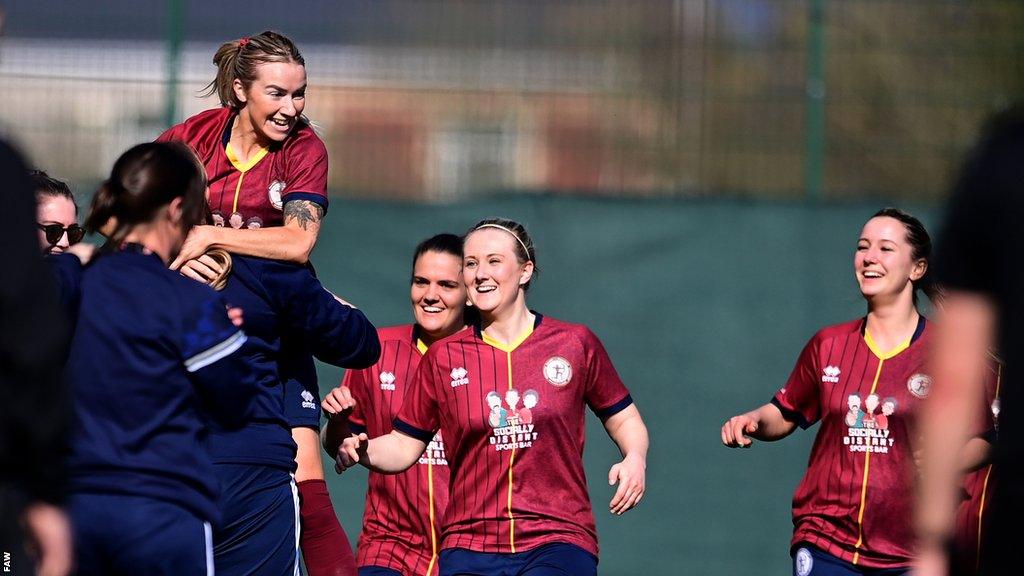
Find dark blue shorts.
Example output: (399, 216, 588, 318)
(792, 544, 909, 576)
(213, 464, 299, 576)
(359, 567, 404, 576)
(439, 542, 597, 576)
(70, 493, 212, 576)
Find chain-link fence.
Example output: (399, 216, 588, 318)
(1, 0, 1021, 202)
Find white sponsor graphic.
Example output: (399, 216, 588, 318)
(542, 356, 572, 386)
(301, 390, 317, 410)
(822, 365, 841, 384)
(907, 373, 932, 399)
(486, 389, 540, 451)
(379, 371, 396, 391)
(268, 180, 286, 210)
(843, 393, 898, 454)
(419, 433, 449, 466)
(450, 367, 469, 388)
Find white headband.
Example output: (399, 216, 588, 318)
(474, 223, 532, 260)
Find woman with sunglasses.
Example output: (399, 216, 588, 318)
(32, 171, 84, 254)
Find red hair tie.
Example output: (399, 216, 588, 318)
(238, 37, 250, 50)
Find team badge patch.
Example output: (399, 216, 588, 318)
(907, 373, 932, 399)
(543, 356, 572, 387)
(795, 547, 813, 576)
(268, 180, 286, 210)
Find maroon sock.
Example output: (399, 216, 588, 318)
(297, 479, 357, 576)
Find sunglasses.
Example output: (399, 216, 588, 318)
(38, 223, 85, 246)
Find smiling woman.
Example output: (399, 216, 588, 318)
(721, 208, 943, 576)
(329, 219, 650, 576)
(157, 30, 328, 268)
(156, 30, 355, 576)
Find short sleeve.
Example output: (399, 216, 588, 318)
(393, 352, 440, 443)
(156, 123, 186, 144)
(341, 367, 369, 434)
(580, 328, 633, 420)
(281, 130, 329, 213)
(772, 336, 822, 429)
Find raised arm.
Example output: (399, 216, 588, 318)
(602, 404, 649, 515)
(721, 402, 798, 447)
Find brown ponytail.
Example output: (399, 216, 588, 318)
(202, 31, 305, 109)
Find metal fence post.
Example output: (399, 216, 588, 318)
(164, 0, 184, 128)
(805, 0, 826, 202)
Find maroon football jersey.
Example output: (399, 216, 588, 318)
(772, 317, 931, 568)
(954, 358, 1002, 572)
(395, 314, 633, 557)
(343, 325, 450, 575)
(157, 107, 328, 229)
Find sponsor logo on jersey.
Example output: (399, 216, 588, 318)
(842, 393, 898, 453)
(795, 548, 813, 576)
(268, 180, 286, 210)
(485, 389, 540, 451)
(379, 371, 396, 391)
(450, 367, 469, 388)
(419, 433, 449, 466)
(543, 356, 572, 387)
(821, 365, 841, 384)
(301, 389, 317, 410)
(907, 373, 932, 398)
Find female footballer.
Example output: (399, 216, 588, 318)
(332, 219, 649, 576)
(321, 233, 470, 576)
(722, 208, 937, 575)
(157, 30, 355, 574)
(65, 142, 257, 575)
(191, 243, 379, 576)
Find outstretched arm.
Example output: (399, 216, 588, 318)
(335, 430, 427, 475)
(171, 198, 323, 269)
(721, 402, 798, 448)
(602, 404, 649, 515)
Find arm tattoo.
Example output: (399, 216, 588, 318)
(283, 200, 324, 231)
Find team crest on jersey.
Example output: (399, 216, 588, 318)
(450, 367, 469, 388)
(301, 390, 317, 410)
(907, 373, 932, 399)
(543, 356, 572, 387)
(821, 365, 840, 384)
(843, 393, 898, 454)
(379, 371, 396, 391)
(795, 548, 813, 576)
(485, 389, 540, 451)
(268, 180, 286, 210)
(419, 433, 449, 466)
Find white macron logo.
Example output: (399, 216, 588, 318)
(450, 367, 469, 388)
(379, 371, 396, 391)
(822, 366, 841, 384)
(301, 390, 317, 410)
